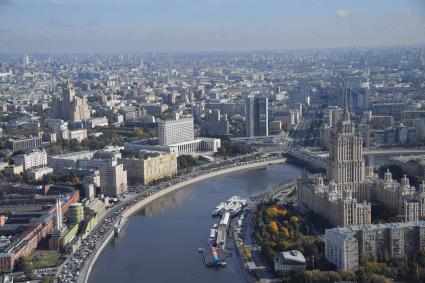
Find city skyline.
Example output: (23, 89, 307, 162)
(1, 0, 425, 280)
(0, 0, 424, 53)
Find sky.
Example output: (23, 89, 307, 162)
(0, 0, 424, 53)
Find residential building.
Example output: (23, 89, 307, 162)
(63, 129, 87, 142)
(13, 150, 48, 171)
(7, 136, 42, 152)
(27, 167, 53, 180)
(325, 221, 425, 270)
(84, 117, 108, 128)
(121, 152, 177, 185)
(100, 162, 127, 197)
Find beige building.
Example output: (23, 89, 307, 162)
(51, 82, 90, 122)
(121, 152, 177, 185)
(372, 171, 425, 222)
(4, 164, 24, 176)
(67, 129, 88, 142)
(326, 221, 425, 270)
(100, 162, 127, 197)
(298, 93, 425, 226)
(298, 177, 372, 227)
(298, 94, 373, 227)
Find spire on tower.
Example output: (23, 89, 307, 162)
(343, 78, 350, 121)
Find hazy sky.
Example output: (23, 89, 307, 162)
(0, 0, 424, 53)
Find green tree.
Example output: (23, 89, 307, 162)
(132, 127, 144, 138)
(42, 276, 55, 283)
(18, 256, 33, 278)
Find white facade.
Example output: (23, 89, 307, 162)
(28, 167, 53, 180)
(48, 151, 95, 172)
(158, 117, 195, 145)
(85, 117, 108, 128)
(13, 150, 48, 171)
(78, 159, 112, 170)
(274, 250, 306, 272)
(67, 129, 88, 142)
(325, 229, 359, 271)
(168, 138, 221, 156)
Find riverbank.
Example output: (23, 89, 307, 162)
(79, 158, 285, 283)
(122, 159, 285, 218)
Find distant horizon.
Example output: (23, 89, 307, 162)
(0, 0, 424, 53)
(0, 43, 424, 56)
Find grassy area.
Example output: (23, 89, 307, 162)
(30, 250, 64, 269)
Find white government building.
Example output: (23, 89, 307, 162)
(156, 115, 220, 155)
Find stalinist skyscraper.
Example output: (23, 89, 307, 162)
(298, 80, 425, 226)
(298, 81, 372, 227)
(326, 85, 369, 202)
(51, 81, 91, 122)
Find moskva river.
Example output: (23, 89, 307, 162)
(88, 164, 303, 283)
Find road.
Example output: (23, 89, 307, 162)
(288, 106, 318, 149)
(235, 179, 298, 283)
(54, 154, 285, 283)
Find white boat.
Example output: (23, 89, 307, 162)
(212, 195, 248, 217)
(209, 229, 217, 239)
(212, 203, 227, 216)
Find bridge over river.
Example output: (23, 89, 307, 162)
(285, 147, 425, 170)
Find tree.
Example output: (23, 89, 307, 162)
(18, 256, 33, 278)
(132, 127, 144, 138)
(177, 155, 202, 170)
(268, 221, 279, 235)
(42, 276, 55, 283)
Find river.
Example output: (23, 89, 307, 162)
(88, 163, 303, 283)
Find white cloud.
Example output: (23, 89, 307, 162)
(334, 9, 352, 18)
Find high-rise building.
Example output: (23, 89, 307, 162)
(246, 97, 254, 137)
(51, 82, 91, 122)
(100, 162, 127, 197)
(298, 87, 372, 227)
(246, 96, 268, 137)
(299, 85, 425, 226)
(23, 54, 30, 67)
(326, 99, 366, 186)
(158, 116, 195, 145)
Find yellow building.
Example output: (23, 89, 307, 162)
(81, 199, 106, 238)
(49, 223, 79, 250)
(121, 152, 177, 185)
(68, 203, 84, 224)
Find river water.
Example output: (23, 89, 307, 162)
(88, 163, 303, 283)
